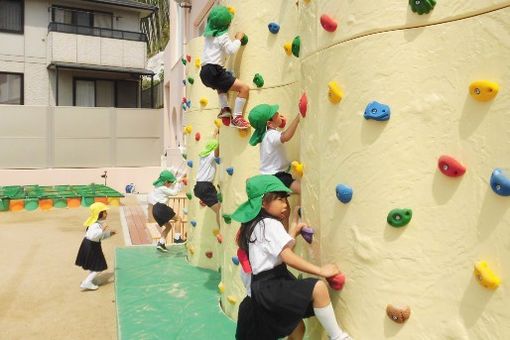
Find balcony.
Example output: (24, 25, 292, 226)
(48, 22, 147, 42)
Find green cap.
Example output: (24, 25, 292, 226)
(248, 104, 279, 146)
(199, 139, 219, 158)
(231, 175, 292, 223)
(153, 170, 176, 187)
(204, 6, 233, 37)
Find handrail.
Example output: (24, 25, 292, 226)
(48, 22, 147, 42)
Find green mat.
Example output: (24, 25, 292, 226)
(115, 246, 236, 339)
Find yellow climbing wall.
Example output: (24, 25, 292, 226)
(183, 0, 510, 339)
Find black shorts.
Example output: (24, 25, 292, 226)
(152, 202, 176, 227)
(199, 64, 236, 93)
(193, 182, 219, 207)
(274, 171, 294, 189)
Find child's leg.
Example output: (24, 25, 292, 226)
(218, 92, 229, 109)
(290, 179, 301, 195)
(81, 271, 100, 290)
(312, 281, 350, 340)
(210, 202, 221, 228)
(229, 80, 250, 128)
(288, 320, 305, 340)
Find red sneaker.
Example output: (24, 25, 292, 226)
(217, 107, 232, 118)
(231, 116, 250, 129)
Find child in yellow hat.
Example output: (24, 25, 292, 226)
(75, 202, 116, 290)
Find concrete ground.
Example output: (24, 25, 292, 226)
(0, 205, 124, 339)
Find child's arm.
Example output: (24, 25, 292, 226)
(161, 182, 183, 197)
(220, 33, 242, 55)
(281, 246, 339, 278)
(280, 113, 301, 143)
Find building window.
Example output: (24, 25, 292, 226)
(0, 72, 23, 104)
(0, 0, 24, 33)
(51, 6, 112, 29)
(74, 78, 139, 108)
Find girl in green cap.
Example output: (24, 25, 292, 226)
(233, 175, 351, 340)
(148, 170, 185, 252)
(199, 5, 251, 129)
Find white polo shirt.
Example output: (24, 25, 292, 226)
(202, 33, 241, 67)
(196, 153, 216, 182)
(259, 129, 289, 174)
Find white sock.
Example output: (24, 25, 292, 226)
(233, 97, 247, 116)
(84, 271, 99, 284)
(174, 233, 181, 239)
(218, 93, 228, 108)
(159, 237, 166, 244)
(313, 303, 349, 340)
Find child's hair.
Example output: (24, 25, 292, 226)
(98, 211, 107, 220)
(237, 191, 289, 253)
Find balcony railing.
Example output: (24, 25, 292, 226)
(48, 22, 147, 42)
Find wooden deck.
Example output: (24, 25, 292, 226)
(122, 202, 152, 245)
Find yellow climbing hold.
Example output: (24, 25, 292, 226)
(284, 42, 292, 56)
(328, 81, 343, 104)
(291, 161, 304, 178)
(474, 261, 500, 289)
(187, 244, 195, 255)
(218, 282, 225, 293)
(226, 6, 235, 15)
(469, 80, 499, 102)
(195, 57, 201, 68)
(214, 119, 222, 128)
(199, 97, 208, 107)
(227, 295, 237, 304)
(238, 128, 251, 138)
(212, 228, 220, 237)
(183, 125, 193, 135)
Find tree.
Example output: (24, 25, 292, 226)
(138, 0, 170, 57)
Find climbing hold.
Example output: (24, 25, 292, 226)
(226, 167, 234, 176)
(212, 228, 220, 236)
(299, 92, 308, 118)
(182, 80, 186, 86)
(283, 42, 292, 56)
(222, 117, 231, 127)
(182, 104, 187, 111)
(328, 81, 343, 104)
(438, 155, 466, 177)
(291, 36, 300, 57)
(183, 207, 188, 215)
(241, 35, 248, 46)
(300, 226, 314, 244)
(238, 128, 251, 138)
(364, 101, 391, 121)
(335, 184, 353, 204)
(190, 220, 197, 227)
(216, 233, 223, 244)
(186, 100, 191, 108)
(187, 160, 193, 168)
(186, 192, 193, 200)
(222, 214, 232, 224)
(253, 73, 264, 88)
(469, 80, 499, 102)
(186, 54, 191, 63)
(232, 256, 240, 265)
(217, 191, 223, 203)
(182, 153, 187, 160)
(187, 77, 194, 85)
(226, 5, 235, 15)
(279, 116, 287, 129)
(183, 125, 192, 134)
(326, 273, 346, 291)
(291, 161, 304, 178)
(218, 282, 225, 293)
(490, 169, 510, 196)
(320, 14, 338, 32)
(237, 248, 252, 273)
(195, 57, 201, 68)
(227, 295, 237, 304)
(268, 22, 280, 34)
(409, 0, 436, 15)
(187, 244, 195, 255)
(199, 97, 208, 107)
(387, 208, 412, 227)
(386, 305, 411, 324)
(474, 261, 500, 289)
(205, 251, 213, 259)
(181, 177, 188, 186)
(214, 119, 221, 128)
(214, 157, 221, 165)
(195, 132, 201, 141)
(181, 97, 187, 103)
(181, 58, 187, 65)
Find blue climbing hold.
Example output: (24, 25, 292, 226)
(226, 167, 234, 176)
(336, 184, 353, 203)
(214, 157, 221, 165)
(268, 22, 280, 34)
(187, 160, 193, 168)
(490, 169, 510, 196)
(232, 256, 240, 265)
(182, 80, 186, 85)
(364, 101, 391, 121)
(190, 220, 197, 227)
(186, 100, 191, 108)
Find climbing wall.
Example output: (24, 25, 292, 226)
(182, 0, 510, 339)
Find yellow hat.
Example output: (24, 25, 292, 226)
(83, 202, 109, 227)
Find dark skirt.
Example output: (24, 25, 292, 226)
(152, 202, 176, 227)
(75, 238, 107, 272)
(236, 264, 318, 339)
(193, 182, 219, 207)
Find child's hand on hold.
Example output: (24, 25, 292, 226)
(235, 32, 245, 40)
(319, 264, 339, 278)
(290, 222, 307, 239)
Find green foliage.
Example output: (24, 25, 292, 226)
(138, 0, 170, 57)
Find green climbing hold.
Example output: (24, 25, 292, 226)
(217, 191, 223, 203)
(241, 34, 248, 46)
(186, 192, 193, 200)
(222, 214, 232, 224)
(291, 36, 300, 57)
(409, 0, 436, 15)
(387, 208, 413, 227)
(253, 73, 264, 88)
(181, 58, 187, 65)
(187, 77, 194, 85)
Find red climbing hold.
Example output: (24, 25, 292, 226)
(299, 92, 307, 117)
(216, 233, 223, 244)
(438, 155, 466, 177)
(205, 251, 213, 258)
(222, 117, 231, 127)
(186, 54, 191, 62)
(327, 273, 346, 291)
(195, 132, 201, 141)
(320, 14, 338, 32)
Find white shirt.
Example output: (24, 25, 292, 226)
(259, 129, 289, 174)
(147, 183, 182, 205)
(202, 33, 241, 67)
(248, 218, 295, 275)
(85, 221, 113, 242)
(196, 153, 216, 182)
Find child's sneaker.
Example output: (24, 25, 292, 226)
(217, 107, 232, 118)
(156, 242, 168, 252)
(80, 281, 99, 290)
(231, 116, 250, 129)
(173, 236, 187, 245)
